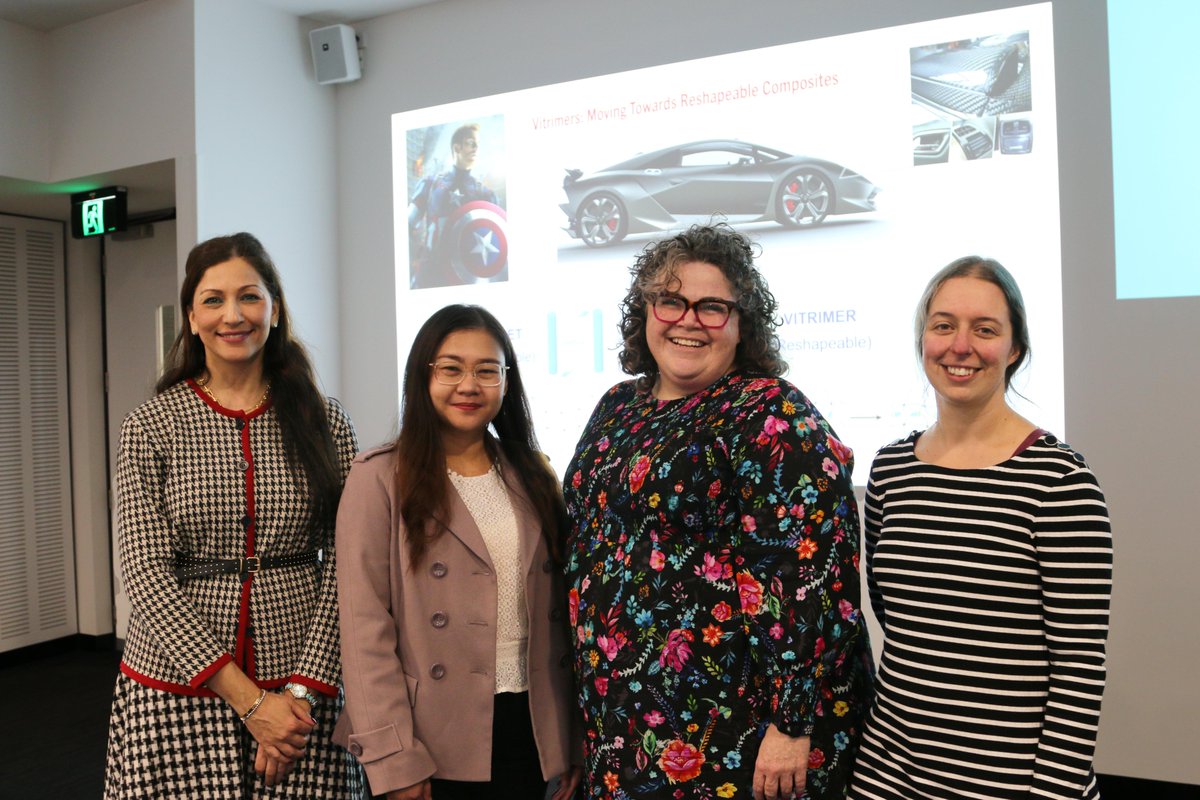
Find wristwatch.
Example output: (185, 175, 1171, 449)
(283, 681, 320, 707)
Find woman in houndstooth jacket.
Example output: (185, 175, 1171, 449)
(104, 233, 363, 798)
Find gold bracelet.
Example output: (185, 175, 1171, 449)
(240, 688, 267, 723)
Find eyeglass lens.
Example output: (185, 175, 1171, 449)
(431, 363, 506, 386)
(652, 295, 735, 328)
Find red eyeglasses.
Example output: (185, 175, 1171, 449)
(649, 294, 739, 329)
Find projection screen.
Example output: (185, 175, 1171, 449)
(392, 3, 1062, 483)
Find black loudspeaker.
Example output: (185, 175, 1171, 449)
(308, 24, 361, 85)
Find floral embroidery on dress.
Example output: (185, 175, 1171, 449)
(565, 373, 874, 799)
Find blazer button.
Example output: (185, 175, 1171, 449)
(238, 459, 250, 471)
(349, 742, 363, 757)
(431, 611, 448, 628)
(542, 558, 553, 573)
(430, 561, 448, 578)
(430, 663, 446, 679)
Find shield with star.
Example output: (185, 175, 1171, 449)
(446, 200, 508, 284)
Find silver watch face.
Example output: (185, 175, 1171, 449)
(288, 684, 307, 699)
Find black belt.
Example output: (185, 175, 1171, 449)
(173, 550, 320, 581)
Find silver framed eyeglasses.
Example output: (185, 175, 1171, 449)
(429, 362, 509, 386)
(650, 294, 739, 329)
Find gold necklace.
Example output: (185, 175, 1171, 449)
(197, 375, 271, 412)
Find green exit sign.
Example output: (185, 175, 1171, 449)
(71, 186, 127, 238)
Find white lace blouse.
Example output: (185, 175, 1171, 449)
(447, 465, 529, 693)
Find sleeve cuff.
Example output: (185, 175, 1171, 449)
(771, 685, 817, 737)
(288, 674, 338, 697)
(772, 713, 815, 738)
(189, 652, 232, 689)
(348, 725, 438, 795)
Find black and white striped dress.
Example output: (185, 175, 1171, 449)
(848, 431, 1111, 800)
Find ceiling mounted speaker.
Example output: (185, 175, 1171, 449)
(309, 24, 361, 85)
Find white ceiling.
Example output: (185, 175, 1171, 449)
(0, 0, 437, 32)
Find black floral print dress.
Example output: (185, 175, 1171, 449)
(564, 372, 874, 800)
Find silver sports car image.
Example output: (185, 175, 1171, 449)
(560, 139, 880, 247)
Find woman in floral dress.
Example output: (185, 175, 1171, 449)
(564, 223, 874, 800)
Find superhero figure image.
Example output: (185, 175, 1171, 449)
(408, 121, 509, 289)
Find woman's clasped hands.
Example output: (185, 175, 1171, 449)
(246, 691, 316, 786)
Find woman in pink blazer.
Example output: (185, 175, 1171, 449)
(334, 304, 581, 800)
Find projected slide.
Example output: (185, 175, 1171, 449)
(393, 3, 1063, 483)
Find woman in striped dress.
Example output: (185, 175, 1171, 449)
(848, 257, 1112, 800)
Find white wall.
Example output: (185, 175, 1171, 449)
(104, 221, 181, 639)
(49, 0, 196, 271)
(194, 0, 342, 394)
(332, 0, 1200, 785)
(64, 234, 113, 638)
(48, 0, 194, 182)
(0, 19, 51, 180)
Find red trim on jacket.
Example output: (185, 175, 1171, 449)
(122, 659, 290, 696)
(186, 378, 274, 421)
(239, 407, 258, 676)
(190, 651, 233, 688)
(185, 378, 275, 680)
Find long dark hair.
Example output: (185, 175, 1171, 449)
(618, 222, 786, 391)
(395, 304, 565, 566)
(158, 232, 343, 531)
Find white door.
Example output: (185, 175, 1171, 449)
(104, 220, 178, 639)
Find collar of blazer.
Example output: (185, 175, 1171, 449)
(441, 456, 541, 577)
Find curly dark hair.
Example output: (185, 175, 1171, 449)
(618, 222, 786, 390)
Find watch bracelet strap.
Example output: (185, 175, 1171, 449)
(284, 681, 321, 706)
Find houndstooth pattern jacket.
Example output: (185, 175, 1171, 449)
(116, 380, 358, 699)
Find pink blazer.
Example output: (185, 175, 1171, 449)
(333, 445, 577, 793)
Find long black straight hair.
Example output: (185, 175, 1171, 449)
(158, 232, 343, 531)
(394, 304, 565, 565)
